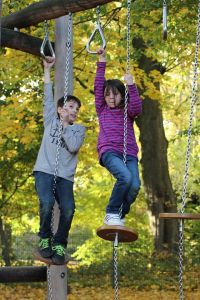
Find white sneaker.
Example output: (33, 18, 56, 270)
(103, 213, 125, 226)
(121, 218, 126, 224)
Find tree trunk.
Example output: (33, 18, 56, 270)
(0, 0, 2, 49)
(0, 217, 12, 266)
(134, 37, 179, 251)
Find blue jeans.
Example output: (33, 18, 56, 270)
(101, 151, 141, 218)
(34, 171, 75, 248)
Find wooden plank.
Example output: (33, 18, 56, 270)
(33, 246, 70, 265)
(159, 213, 200, 220)
(0, 266, 46, 283)
(97, 226, 139, 242)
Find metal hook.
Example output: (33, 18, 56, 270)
(40, 20, 56, 61)
(86, 6, 106, 54)
(163, 0, 167, 41)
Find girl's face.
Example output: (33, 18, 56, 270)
(104, 87, 123, 108)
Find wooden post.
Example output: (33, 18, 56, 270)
(46, 14, 73, 300)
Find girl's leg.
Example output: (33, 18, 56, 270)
(122, 155, 141, 218)
(34, 171, 55, 239)
(53, 177, 75, 248)
(101, 151, 132, 214)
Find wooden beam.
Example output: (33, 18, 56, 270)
(1, 28, 54, 57)
(46, 15, 73, 300)
(2, 0, 116, 30)
(0, 266, 47, 283)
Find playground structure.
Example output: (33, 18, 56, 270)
(1, 0, 200, 300)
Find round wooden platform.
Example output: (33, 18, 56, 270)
(97, 225, 138, 242)
(159, 213, 200, 220)
(32, 247, 70, 265)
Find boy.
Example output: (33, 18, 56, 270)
(33, 57, 86, 264)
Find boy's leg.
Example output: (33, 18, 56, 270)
(34, 171, 55, 239)
(34, 171, 55, 257)
(52, 177, 75, 264)
(53, 177, 75, 247)
(101, 151, 132, 214)
(122, 155, 141, 218)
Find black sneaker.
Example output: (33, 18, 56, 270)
(52, 245, 65, 265)
(39, 237, 54, 258)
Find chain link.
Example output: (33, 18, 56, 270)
(180, 1, 200, 214)
(179, 220, 184, 300)
(113, 233, 119, 300)
(122, 0, 131, 166)
(114, 246, 118, 300)
(46, 13, 72, 300)
(47, 265, 53, 300)
(44, 20, 48, 36)
(96, 5, 100, 23)
(116, 4, 131, 300)
(126, 0, 131, 73)
(178, 2, 200, 299)
(53, 13, 72, 192)
(119, 0, 131, 220)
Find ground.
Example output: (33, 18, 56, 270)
(0, 285, 200, 299)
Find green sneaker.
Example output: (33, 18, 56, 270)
(52, 245, 66, 265)
(39, 237, 54, 258)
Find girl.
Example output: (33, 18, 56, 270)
(94, 46, 142, 226)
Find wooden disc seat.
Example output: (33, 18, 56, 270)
(159, 213, 200, 220)
(32, 247, 70, 265)
(97, 225, 138, 242)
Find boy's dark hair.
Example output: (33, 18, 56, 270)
(57, 95, 81, 118)
(103, 79, 129, 108)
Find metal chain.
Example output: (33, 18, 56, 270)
(122, 0, 131, 165)
(47, 265, 53, 300)
(96, 5, 100, 22)
(179, 220, 184, 300)
(119, 0, 131, 220)
(180, 1, 200, 214)
(115, 4, 131, 300)
(178, 2, 200, 299)
(113, 234, 119, 300)
(53, 13, 72, 192)
(44, 20, 48, 36)
(126, 0, 131, 73)
(46, 13, 73, 300)
(114, 247, 118, 299)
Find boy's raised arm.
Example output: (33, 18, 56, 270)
(43, 57, 55, 83)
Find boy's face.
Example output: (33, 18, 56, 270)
(57, 100, 80, 124)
